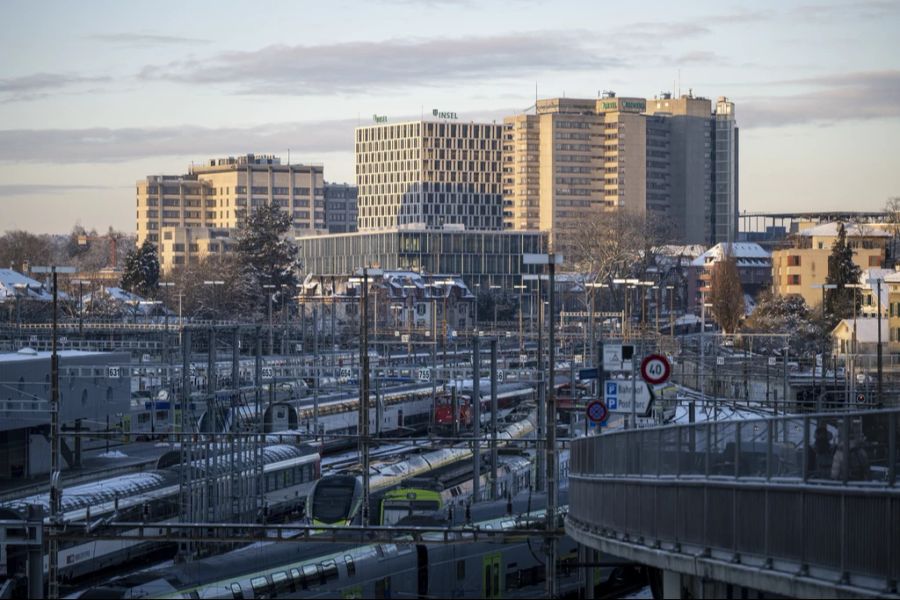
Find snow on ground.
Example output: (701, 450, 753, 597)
(97, 450, 129, 459)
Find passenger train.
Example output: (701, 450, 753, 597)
(0, 444, 320, 582)
(76, 488, 638, 599)
(434, 381, 536, 431)
(308, 416, 537, 526)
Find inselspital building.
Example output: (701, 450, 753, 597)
(355, 117, 505, 231)
(502, 92, 738, 247)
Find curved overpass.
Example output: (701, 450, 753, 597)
(567, 409, 900, 598)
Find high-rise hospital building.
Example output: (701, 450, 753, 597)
(355, 120, 505, 231)
(502, 92, 738, 245)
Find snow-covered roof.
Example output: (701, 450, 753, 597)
(798, 222, 890, 238)
(832, 319, 888, 343)
(0, 269, 54, 302)
(655, 244, 708, 259)
(691, 243, 770, 267)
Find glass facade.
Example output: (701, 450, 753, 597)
(296, 229, 547, 290)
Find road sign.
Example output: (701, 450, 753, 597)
(604, 380, 652, 414)
(586, 400, 608, 423)
(603, 344, 634, 372)
(579, 367, 599, 380)
(640, 354, 671, 385)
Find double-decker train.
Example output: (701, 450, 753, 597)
(308, 416, 537, 526)
(0, 444, 319, 582)
(434, 381, 536, 431)
(75, 487, 642, 599)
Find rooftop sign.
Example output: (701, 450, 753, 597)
(432, 109, 458, 120)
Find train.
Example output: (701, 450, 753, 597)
(75, 486, 641, 599)
(308, 416, 537, 526)
(0, 444, 320, 583)
(434, 381, 536, 431)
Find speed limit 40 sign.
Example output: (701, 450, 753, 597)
(640, 354, 671, 385)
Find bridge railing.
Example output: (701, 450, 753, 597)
(568, 409, 900, 592)
(574, 408, 899, 486)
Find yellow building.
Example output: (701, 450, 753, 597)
(136, 154, 327, 273)
(771, 223, 889, 307)
(136, 154, 325, 247)
(502, 92, 736, 247)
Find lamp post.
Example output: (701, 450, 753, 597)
(523, 252, 563, 599)
(612, 278, 639, 340)
(845, 283, 864, 405)
(31, 265, 75, 600)
(71, 279, 90, 336)
(489, 284, 501, 332)
(514, 283, 527, 354)
(263, 284, 276, 355)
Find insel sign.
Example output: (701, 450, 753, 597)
(432, 109, 458, 119)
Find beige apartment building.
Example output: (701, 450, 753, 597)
(136, 154, 326, 270)
(502, 92, 736, 247)
(355, 119, 504, 231)
(771, 222, 889, 307)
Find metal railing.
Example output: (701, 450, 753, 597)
(568, 408, 900, 593)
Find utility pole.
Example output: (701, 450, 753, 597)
(490, 338, 498, 500)
(472, 335, 481, 504)
(358, 267, 372, 527)
(31, 265, 74, 600)
(876, 278, 884, 405)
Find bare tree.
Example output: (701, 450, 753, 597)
(708, 252, 745, 334)
(883, 197, 900, 266)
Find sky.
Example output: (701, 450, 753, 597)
(0, 0, 898, 234)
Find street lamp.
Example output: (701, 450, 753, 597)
(262, 284, 277, 355)
(513, 283, 527, 354)
(31, 264, 75, 599)
(612, 278, 638, 339)
(489, 284, 501, 331)
(71, 279, 91, 336)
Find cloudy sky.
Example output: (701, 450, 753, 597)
(1, 0, 898, 234)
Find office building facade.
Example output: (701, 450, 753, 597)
(295, 226, 547, 290)
(324, 182, 358, 233)
(355, 120, 505, 231)
(136, 154, 326, 247)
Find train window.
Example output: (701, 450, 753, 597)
(270, 571, 287, 590)
(457, 559, 466, 580)
(301, 564, 320, 587)
(344, 555, 356, 577)
(230, 583, 244, 599)
(250, 577, 270, 595)
(320, 559, 339, 580)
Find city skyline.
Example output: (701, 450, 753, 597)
(1, 0, 898, 234)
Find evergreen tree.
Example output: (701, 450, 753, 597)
(825, 223, 862, 321)
(235, 204, 300, 306)
(120, 239, 160, 297)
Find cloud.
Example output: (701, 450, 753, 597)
(86, 32, 210, 46)
(138, 31, 617, 95)
(791, 1, 900, 21)
(0, 120, 359, 164)
(0, 184, 124, 196)
(0, 73, 111, 103)
(741, 70, 900, 127)
(0, 108, 520, 165)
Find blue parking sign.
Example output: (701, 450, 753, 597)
(605, 381, 618, 410)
